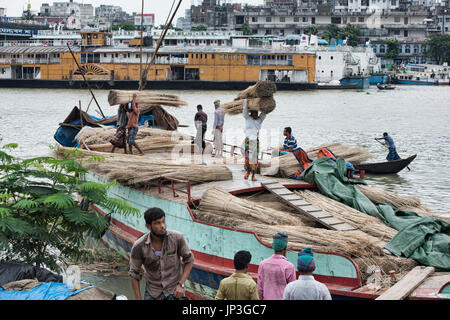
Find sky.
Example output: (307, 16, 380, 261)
(0, 0, 263, 25)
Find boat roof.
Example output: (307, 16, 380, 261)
(92, 46, 312, 55)
(0, 46, 80, 54)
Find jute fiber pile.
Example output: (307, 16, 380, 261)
(75, 127, 193, 154)
(356, 184, 449, 222)
(260, 142, 374, 178)
(57, 147, 232, 186)
(192, 187, 418, 281)
(220, 81, 277, 116)
(108, 90, 188, 107)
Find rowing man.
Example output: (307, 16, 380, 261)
(375, 132, 401, 161)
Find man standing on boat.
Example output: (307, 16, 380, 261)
(126, 94, 144, 156)
(110, 104, 128, 154)
(257, 232, 296, 300)
(215, 250, 259, 300)
(194, 104, 208, 154)
(243, 99, 266, 181)
(212, 100, 225, 158)
(129, 208, 194, 300)
(375, 132, 401, 161)
(283, 248, 331, 300)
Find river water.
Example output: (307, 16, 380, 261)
(1, 85, 449, 298)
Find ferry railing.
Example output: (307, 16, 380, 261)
(144, 177, 192, 203)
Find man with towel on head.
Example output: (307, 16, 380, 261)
(212, 99, 225, 158)
(283, 248, 332, 300)
(257, 232, 296, 300)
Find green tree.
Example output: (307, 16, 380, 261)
(337, 24, 360, 47)
(321, 24, 340, 43)
(0, 145, 140, 272)
(22, 9, 35, 21)
(241, 22, 252, 35)
(305, 25, 318, 36)
(384, 39, 400, 59)
(191, 24, 207, 31)
(424, 34, 450, 64)
(112, 23, 136, 31)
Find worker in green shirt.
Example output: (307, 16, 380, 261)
(215, 250, 259, 300)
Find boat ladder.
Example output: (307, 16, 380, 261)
(261, 180, 361, 232)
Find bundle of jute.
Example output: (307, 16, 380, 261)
(192, 187, 418, 281)
(260, 142, 374, 177)
(356, 184, 449, 222)
(307, 143, 373, 165)
(235, 80, 277, 100)
(220, 81, 277, 116)
(75, 127, 191, 147)
(293, 189, 397, 241)
(198, 187, 305, 226)
(56, 147, 232, 186)
(108, 90, 188, 107)
(84, 137, 194, 154)
(221, 96, 276, 116)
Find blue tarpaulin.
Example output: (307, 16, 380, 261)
(0, 282, 93, 300)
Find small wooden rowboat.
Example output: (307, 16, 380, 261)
(355, 154, 417, 174)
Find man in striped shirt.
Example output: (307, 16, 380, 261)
(278, 127, 297, 155)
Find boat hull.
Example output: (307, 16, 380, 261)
(340, 76, 370, 89)
(370, 74, 389, 85)
(355, 155, 416, 174)
(86, 172, 372, 300)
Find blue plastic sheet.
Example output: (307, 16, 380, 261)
(0, 282, 93, 300)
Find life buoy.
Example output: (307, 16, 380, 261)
(67, 40, 73, 46)
(42, 40, 49, 45)
(11, 41, 18, 46)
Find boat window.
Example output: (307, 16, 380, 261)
(212, 54, 215, 59)
(331, 56, 333, 60)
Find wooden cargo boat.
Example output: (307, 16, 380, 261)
(355, 155, 416, 174)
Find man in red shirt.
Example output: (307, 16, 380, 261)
(126, 94, 144, 156)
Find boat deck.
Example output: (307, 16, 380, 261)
(140, 153, 313, 203)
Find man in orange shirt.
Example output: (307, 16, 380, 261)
(126, 94, 144, 156)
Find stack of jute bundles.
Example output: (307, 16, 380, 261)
(220, 81, 277, 115)
(108, 90, 188, 107)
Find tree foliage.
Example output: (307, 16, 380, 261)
(0, 145, 140, 272)
(319, 24, 360, 46)
(305, 25, 318, 36)
(384, 39, 400, 59)
(424, 34, 450, 64)
(112, 23, 136, 31)
(191, 24, 207, 32)
(241, 22, 253, 35)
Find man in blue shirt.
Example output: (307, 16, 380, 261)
(278, 127, 297, 155)
(376, 132, 401, 161)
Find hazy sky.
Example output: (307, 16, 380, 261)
(0, 0, 263, 25)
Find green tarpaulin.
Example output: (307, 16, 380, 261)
(300, 157, 450, 270)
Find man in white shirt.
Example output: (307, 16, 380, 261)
(283, 248, 332, 300)
(243, 99, 266, 181)
(212, 100, 225, 158)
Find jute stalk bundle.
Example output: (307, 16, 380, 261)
(56, 147, 232, 186)
(235, 80, 277, 100)
(194, 188, 384, 258)
(108, 90, 188, 107)
(193, 187, 419, 281)
(293, 189, 397, 241)
(221, 96, 276, 116)
(356, 184, 449, 222)
(260, 143, 374, 178)
(75, 127, 191, 147)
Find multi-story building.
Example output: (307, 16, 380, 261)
(39, 1, 94, 28)
(190, 0, 242, 30)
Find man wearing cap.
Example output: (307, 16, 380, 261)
(283, 248, 332, 300)
(257, 232, 296, 300)
(212, 100, 225, 158)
